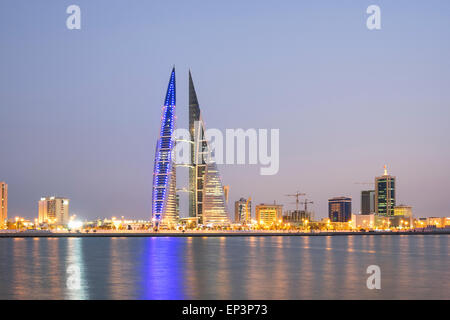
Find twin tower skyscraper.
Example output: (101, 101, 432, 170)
(151, 68, 229, 227)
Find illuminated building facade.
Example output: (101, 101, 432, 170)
(328, 197, 352, 222)
(255, 203, 283, 225)
(361, 190, 375, 215)
(351, 213, 375, 229)
(0, 182, 7, 228)
(235, 197, 251, 223)
(394, 205, 412, 217)
(151, 68, 178, 227)
(390, 205, 413, 228)
(38, 197, 69, 225)
(425, 217, 450, 228)
(375, 166, 396, 216)
(188, 71, 229, 225)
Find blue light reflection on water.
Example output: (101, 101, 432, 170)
(139, 237, 185, 300)
(0, 235, 448, 299)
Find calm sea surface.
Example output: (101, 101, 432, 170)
(0, 235, 448, 299)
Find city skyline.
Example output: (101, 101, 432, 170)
(1, 1, 450, 220)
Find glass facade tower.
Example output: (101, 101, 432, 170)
(375, 166, 396, 216)
(361, 190, 375, 215)
(328, 197, 352, 222)
(188, 71, 229, 225)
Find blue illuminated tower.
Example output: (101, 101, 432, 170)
(152, 68, 178, 227)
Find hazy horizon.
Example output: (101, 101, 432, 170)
(1, 1, 450, 221)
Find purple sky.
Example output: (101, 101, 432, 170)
(1, 0, 449, 220)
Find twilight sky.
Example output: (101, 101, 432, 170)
(1, 0, 449, 220)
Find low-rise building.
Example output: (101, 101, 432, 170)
(351, 213, 376, 230)
(255, 203, 283, 225)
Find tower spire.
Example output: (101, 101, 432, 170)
(384, 164, 388, 176)
(189, 70, 199, 107)
(164, 67, 176, 107)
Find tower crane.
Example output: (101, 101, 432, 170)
(285, 192, 306, 211)
(300, 199, 314, 213)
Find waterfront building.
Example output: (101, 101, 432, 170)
(389, 215, 412, 229)
(351, 213, 375, 229)
(0, 182, 7, 228)
(328, 197, 352, 222)
(361, 190, 375, 215)
(255, 203, 283, 225)
(283, 210, 312, 224)
(151, 68, 178, 227)
(188, 71, 229, 225)
(38, 197, 69, 225)
(394, 205, 412, 217)
(235, 197, 251, 223)
(426, 217, 449, 229)
(375, 166, 396, 216)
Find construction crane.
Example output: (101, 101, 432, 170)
(354, 182, 374, 186)
(300, 199, 314, 213)
(285, 192, 306, 211)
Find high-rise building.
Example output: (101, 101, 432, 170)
(375, 166, 396, 216)
(151, 68, 178, 227)
(0, 182, 7, 228)
(328, 197, 352, 222)
(38, 197, 69, 225)
(361, 190, 375, 215)
(188, 71, 229, 225)
(255, 203, 283, 225)
(235, 197, 251, 223)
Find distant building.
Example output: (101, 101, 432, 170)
(328, 197, 352, 222)
(375, 166, 396, 216)
(361, 190, 375, 215)
(0, 182, 7, 228)
(235, 197, 251, 223)
(223, 186, 230, 204)
(425, 217, 449, 229)
(351, 213, 375, 229)
(283, 210, 312, 223)
(389, 215, 413, 228)
(38, 197, 69, 225)
(394, 205, 412, 218)
(255, 203, 283, 225)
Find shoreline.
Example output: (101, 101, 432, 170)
(0, 230, 449, 238)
